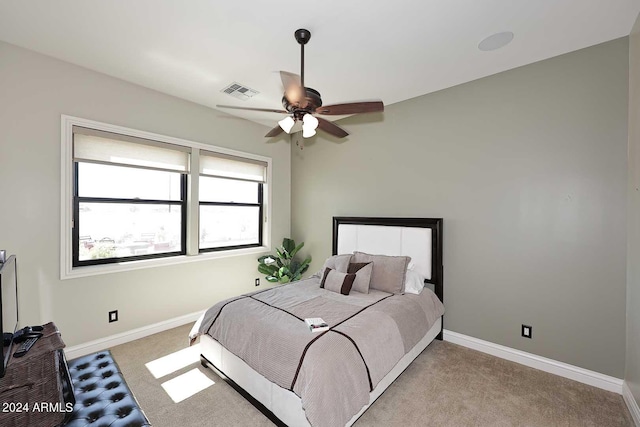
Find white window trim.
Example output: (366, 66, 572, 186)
(60, 115, 272, 280)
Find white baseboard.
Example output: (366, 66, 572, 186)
(443, 329, 623, 394)
(623, 381, 640, 426)
(64, 310, 204, 360)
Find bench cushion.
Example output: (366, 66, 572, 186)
(65, 351, 150, 427)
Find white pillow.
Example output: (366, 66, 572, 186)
(404, 269, 427, 295)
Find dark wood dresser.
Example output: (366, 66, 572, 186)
(0, 323, 74, 427)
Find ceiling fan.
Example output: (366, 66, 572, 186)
(217, 29, 384, 139)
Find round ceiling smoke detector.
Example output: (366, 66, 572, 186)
(478, 31, 514, 51)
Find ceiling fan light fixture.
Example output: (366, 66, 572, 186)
(278, 116, 296, 133)
(302, 113, 319, 130)
(302, 113, 318, 137)
(302, 126, 317, 138)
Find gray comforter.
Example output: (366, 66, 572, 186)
(192, 277, 444, 427)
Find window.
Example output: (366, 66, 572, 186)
(199, 151, 266, 251)
(72, 127, 189, 266)
(62, 116, 271, 278)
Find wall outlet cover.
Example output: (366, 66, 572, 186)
(522, 324, 532, 338)
(109, 310, 118, 323)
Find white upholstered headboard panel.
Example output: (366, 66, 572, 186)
(336, 224, 432, 280)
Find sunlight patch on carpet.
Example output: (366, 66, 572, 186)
(145, 344, 201, 379)
(161, 368, 215, 403)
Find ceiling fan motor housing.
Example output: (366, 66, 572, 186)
(282, 87, 322, 118)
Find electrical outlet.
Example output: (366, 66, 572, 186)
(255, 278, 260, 287)
(109, 310, 118, 323)
(521, 324, 532, 339)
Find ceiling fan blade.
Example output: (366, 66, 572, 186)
(216, 105, 288, 114)
(317, 117, 349, 138)
(265, 125, 285, 138)
(280, 71, 301, 90)
(280, 71, 305, 104)
(315, 101, 384, 115)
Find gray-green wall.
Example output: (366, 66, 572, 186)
(0, 41, 290, 347)
(291, 38, 629, 378)
(627, 14, 640, 407)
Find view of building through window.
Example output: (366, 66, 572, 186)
(199, 205, 260, 249)
(78, 202, 183, 261)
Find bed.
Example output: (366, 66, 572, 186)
(189, 217, 444, 427)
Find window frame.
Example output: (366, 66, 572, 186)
(60, 115, 272, 280)
(72, 162, 189, 267)
(198, 179, 264, 253)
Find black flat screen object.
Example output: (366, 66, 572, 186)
(0, 255, 19, 378)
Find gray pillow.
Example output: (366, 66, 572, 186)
(320, 268, 356, 295)
(352, 252, 411, 294)
(347, 262, 373, 294)
(317, 254, 352, 278)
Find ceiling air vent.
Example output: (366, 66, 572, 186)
(221, 82, 259, 101)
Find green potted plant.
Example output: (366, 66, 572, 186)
(258, 238, 311, 283)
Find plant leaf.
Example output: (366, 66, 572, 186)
(290, 260, 300, 275)
(298, 256, 311, 274)
(266, 276, 279, 283)
(258, 264, 278, 275)
(290, 241, 304, 257)
(258, 255, 275, 263)
(279, 275, 290, 283)
(282, 238, 295, 255)
(282, 247, 291, 259)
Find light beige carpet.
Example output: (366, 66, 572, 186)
(109, 324, 633, 427)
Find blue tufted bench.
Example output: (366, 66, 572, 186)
(65, 351, 151, 427)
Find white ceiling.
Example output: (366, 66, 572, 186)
(1, 0, 638, 130)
